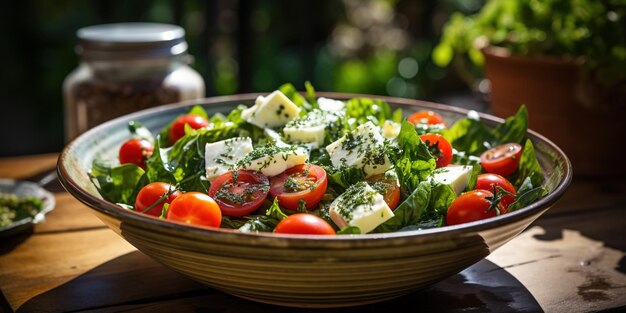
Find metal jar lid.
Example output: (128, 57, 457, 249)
(76, 23, 188, 60)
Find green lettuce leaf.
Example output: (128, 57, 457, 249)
(393, 121, 436, 197)
(90, 161, 148, 204)
(508, 177, 548, 211)
(442, 105, 529, 156)
(514, 138, 544, 188)
(279, 83, 312, 113)
(374, 181, 431, 233)
(344, 97, 394, 127)
(238, 198, 287, 232)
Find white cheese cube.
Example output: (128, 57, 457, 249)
(326, 121, 392, 178)
(283, 109, 342, 146)
(429, 165, 473, 195)
(329, 182, 394, 234)
(237, 145, 308, 177)
(317, 97, 345, 111)
(205, 137, 253, 181)
(241, 90, 301, 128)
(381, 120, 401, 139)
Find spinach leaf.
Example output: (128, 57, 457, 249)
(344, 97, 393, 127)
(90, 160, 147, 204)
(508, 177, 548, 211)
(326, 166, 366, 192)
(238, 198, 287, 233)
(492, 105, 528, 145)
(426, 183, 456, 220)
(145, 139, 177, 186)
(304, 81, 319, 109)
(442, 117, 493, 156)
(514, 138, 544, 188)
(393, 121, 436, 197)
(279, 83, 312, 113)
(374, 181, 431, 233)
(337, 226, 361, 234)
(466, 163, 483, 191)
(442, 105, 529, 155)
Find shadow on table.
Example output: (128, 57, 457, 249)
(16, 251, 542, 313)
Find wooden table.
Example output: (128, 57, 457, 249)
(1, 154, 625, 313)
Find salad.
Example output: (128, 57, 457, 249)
(90, 83, 547, 235)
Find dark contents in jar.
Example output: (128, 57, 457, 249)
(69, 77, 181, 130)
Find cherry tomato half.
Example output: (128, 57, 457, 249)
(408, 110, 446, 126)
(166, 192, 222, 228)
(419, 134, 453, 168)
(119, 138, 154, 169)
(169, 114, 210, 145)
(269, 164, 328, 210)
(480, 143, 523, 177)
(208, 170, 270, 217)
(475, 173, 516, 210)
(135, 182, 181, 217)
(366, 174, 401, 210)
(446, 189, 501, 226)
(274, 213, 336, 235)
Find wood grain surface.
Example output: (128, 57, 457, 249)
(0, 154, 624, 313)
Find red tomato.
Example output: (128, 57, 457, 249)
(135, 182, 181, 217)
(119, 138, 154, 169)
(169, 114, 210, 145)
(446, 189, 501, 226)
(480, 143, 523, 177)
(274, 213, 336, 235)
(208, 170, 270, 217)
(269, 164, 328, 210)
(419, 134, 453, 168)
(475, 173, 516, 210)
(366, 174, 401, 210)
(408, 110, 445, 126)
(166, 192, 222, 228)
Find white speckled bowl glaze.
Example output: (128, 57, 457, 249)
(57, 93, 572, 308)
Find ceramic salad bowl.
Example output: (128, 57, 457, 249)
(57, 93, 572, 308)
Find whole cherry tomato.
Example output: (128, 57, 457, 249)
(166, 192, 222, 228)
(274, 213, 336, 235)
(135, 182, 181, 217)
(446, 189, 501, 226)
(169, 114, 210, 145)
(475, 173, 516, 210)
(119, 138, 154, 169)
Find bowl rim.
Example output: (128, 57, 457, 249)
(57, 92, 572, 242)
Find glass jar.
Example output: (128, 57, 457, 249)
(63, 23, 205, 140)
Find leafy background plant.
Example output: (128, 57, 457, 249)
(433, 0, 626, 86)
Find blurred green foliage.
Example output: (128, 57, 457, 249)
(1, 0, 482, 156)
(433, 0, 626, 85)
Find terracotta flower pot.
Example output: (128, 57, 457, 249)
(482, 47, 626, 178)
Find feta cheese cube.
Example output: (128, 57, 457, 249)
(205, 137, 254, 181)
(237, 145, 308, 177)
(317, 97, 345, 111)
(283, 109, 342, 146)
(329, 181, 394, 234)
(429, 165, 473, 195)
(325, 121, 392, 177)
(241, 90, 301, 128)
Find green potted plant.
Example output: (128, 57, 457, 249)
(432, 0, 626, 177)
